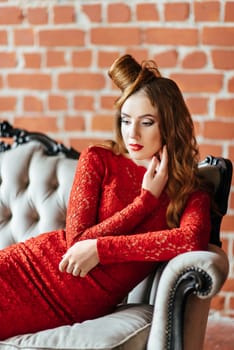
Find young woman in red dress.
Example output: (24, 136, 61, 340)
(0, 54, 211, 339)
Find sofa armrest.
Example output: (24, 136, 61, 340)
(147, 244, 229, 350)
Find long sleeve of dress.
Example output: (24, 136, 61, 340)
(97, 191, 211, 263)
(65, 147, 160, 247)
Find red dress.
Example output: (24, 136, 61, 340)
(0, 146, 211, 339)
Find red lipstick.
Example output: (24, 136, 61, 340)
(129, 144, 143, 151)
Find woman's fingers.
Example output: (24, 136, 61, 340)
(72, 265, 82, 277)
(58, 239, 99, 277)
(58, 256, 67, 272)
(66, 260, 75, 274)
(59, 257, 83, 277)
(142, 146, 168, 198)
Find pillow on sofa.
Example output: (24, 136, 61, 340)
(0, 304, 153, 350)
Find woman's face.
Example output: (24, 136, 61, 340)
(120, 90, 162, 164)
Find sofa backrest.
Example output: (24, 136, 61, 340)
(0, 141, 77, 248)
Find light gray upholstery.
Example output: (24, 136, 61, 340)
(0, 305, 153, 350)
(0, 140, 230, 350)
(0, 142, 76, 248)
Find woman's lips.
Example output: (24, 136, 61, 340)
(129, 144, 143, 151)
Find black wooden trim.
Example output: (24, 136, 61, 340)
(0, 120, 80, 159)
(199, 155, 233, 247)
(166, 267, 212, 350)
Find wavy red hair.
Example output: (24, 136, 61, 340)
(107, 54, 209, 228)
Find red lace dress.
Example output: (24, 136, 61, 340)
(0, 146, 211, 339)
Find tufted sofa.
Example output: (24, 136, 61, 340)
(0, 121, 232, 350)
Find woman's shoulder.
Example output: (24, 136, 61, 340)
(187, 189, 211, 205)
(82, 145, 117, 158)
(79, 145, 120, 167)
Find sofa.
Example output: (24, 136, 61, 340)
(0, 120, 232, 350)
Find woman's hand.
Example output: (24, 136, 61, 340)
(142, 145, 168, 198)
(59, 239, 99, 277)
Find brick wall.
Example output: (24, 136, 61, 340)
(0, 0, 233, 318)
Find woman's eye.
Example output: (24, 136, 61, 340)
(141, 120, 154, 126)
(121, 118, 131, 125)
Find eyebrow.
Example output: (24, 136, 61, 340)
(121, 113, 157, 119)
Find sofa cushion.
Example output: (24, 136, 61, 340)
(0, 304, 153, 350)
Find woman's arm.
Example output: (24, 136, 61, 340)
(65, 147, 161, 248)
(97, 191, 211, 263)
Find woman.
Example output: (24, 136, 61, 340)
(0, 54, 211, 339)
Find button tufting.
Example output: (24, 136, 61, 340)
(0, 206, 12, 222)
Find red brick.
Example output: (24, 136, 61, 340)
(91, 28, 141, 45)
(48, 95, 67, 111)
(215, 99, 234, 117)
(124, 49, 149, 64)
(64, 116, 85, 131)
(228, 146, 234, 162)
(0, 97, 16, 111)
(182, 51, 207, 69)
(153, 50, 178, 68)
(107, 3, 131, 22)
(170, 73, 223, 93)
(165, 3, 190, 21)
(100, 96, 118, 110)
(58, 73, 105, 90)
(230, 297, 234, 311)
(23, 96, 43, 112)
(198, 144, 223, 161)
(203, 121, 234, 140)
(0, 52, 16, 67)
(70, 138, 101, 152)
(0, 76, 3, 89)
(221, 238, 228, 254)
(0, 30, 7, 45)
(24, 53, 41, 68)
(228, 77, 234, 93)
(210, 294, 225, 310)
(46, 51, 66, 67)
(39, 29, 85, 47)
(74, 95, 94, 111)
(230, 192, 234, 211)
(136, 4, 159, 21)
(8, 74, 51, 90)
(72, 50, 92, 67)
(14, 29, 34, 46)
(53, 6, 75, 24)
(27, 7, 48, 24)
(82, 4, 102, 22)
(221, 214, 234, 232)
(203, 27, 234, 46)
(98, 51, 120, 68)
(91, 115, 115, 131)
(212, 50, 234, 70)
(186, 97, 208, 115)
(14, 117, 58, 133)
(225, 2, 234, 21)
(222, 278, 234, 292)
(0, 7, 22, 24)
(194, 1, 220, 21)
(145, 28, 198, 46)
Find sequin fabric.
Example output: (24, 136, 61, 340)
(0, 146, 211, 339)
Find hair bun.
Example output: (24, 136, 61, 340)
(108, 54, 141, 91)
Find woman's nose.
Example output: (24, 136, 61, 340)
(129, 122, 139, 138)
